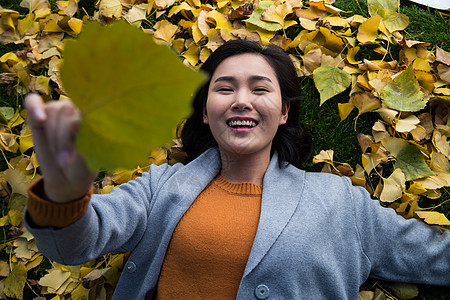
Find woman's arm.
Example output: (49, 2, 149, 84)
(25, 93, 97, 204)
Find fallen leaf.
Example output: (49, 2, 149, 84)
(436, 46, 450, 65)
(98, 0, 122, 19)
(313, 65, 351, 105)
(4, 263, 27, 299)
(349, 91, 381, 116)
(380, 64, 427, 112)
(357, 15, 380, 44)
(39, 269, 71, 291)
(312, 149, 334, 164)
(382, 137, 435, 181)
(416, 211, 450, 226)
(380, 168, 405, 202)
(245, 1, 282, 32)
(395, 115, 420, 133)
(60, 21, 206, 171)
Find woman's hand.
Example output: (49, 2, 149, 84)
(25, 93, 97, 203)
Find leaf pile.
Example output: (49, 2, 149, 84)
(0, 0, 449, 298)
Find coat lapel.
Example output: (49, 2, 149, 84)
(243, 153, 305, 276)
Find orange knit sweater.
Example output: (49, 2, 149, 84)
(156, 176, 262, 299)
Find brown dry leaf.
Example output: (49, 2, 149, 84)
(436, 46, 450, 65)
(437, 64, 450, 83)
(362, 152, 384, 174)
(357, 133, 374, 153)
(432, 130, 450, 158)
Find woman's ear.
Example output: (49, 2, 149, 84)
(280, 102, 290, 125)
(203, 106, 209, 124)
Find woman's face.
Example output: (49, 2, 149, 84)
(203, 53, 288, 158)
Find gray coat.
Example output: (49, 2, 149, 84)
(25, 148, 450, 299)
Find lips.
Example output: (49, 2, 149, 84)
(226, 117, 258, 129)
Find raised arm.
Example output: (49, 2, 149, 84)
(25, 93, 97, 203)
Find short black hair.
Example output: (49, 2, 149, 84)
(179, 40, 313, 168)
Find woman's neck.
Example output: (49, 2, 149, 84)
(219, 149, 270, 185)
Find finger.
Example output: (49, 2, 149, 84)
(25, 93, 47, 126)
(55, 100, 81, 167)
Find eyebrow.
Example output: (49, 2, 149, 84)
(214, 75, 273, 84)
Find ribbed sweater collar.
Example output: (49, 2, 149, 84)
(213, 176, 263, 195)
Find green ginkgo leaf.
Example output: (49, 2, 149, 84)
(372, 6, 409, 33)
(313, 66, 351, 105)
(382, 137, 435, 181)
(380, 64, 427, 112)
(367, 0, 399, 16)
(60, 21, 206, 172)
(4, 263, 26, 299)
(244, 1, 282, 32)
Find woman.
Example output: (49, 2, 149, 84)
(25, 40, 450, 300)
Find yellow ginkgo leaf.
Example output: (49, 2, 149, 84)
(56, 0, 78, 17)
(357, 15, 380, 44)
(124, 4, 147, 27)
(395, 115, 420, 133)
(98, 0, 122, 19)
(261, 1, 297, 29)
(67, 17, 83, 35)
(182, 41, 200, 66)
(380, 168, 406, 202)
(338, 102, 354, 122)
(298, 18, 317, 30)
(349, 91, 381, 116)
(347, 46, 362, 64)
(153, 20, 178, 45)
(312, 149, 334, 164)
(415, 211, 450, 226)
(20, 0, 49, 13)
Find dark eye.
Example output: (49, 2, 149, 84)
(254, 88, 269, 93)
(217, 87, 233, 92)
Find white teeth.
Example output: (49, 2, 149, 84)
(228, 120, 257, 127)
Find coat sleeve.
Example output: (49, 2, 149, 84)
(348, 181, 450, 286)
(24, 163, 178, 265)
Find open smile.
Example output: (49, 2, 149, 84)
(226, 117, 259, 132)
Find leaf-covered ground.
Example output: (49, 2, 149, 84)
(0, 0, 449, 299)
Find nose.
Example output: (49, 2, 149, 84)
(232, 90, 253, 111)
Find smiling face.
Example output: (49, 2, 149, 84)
(203, 53, 289, 159)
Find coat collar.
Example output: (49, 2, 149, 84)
(243, 152, 305, 277)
